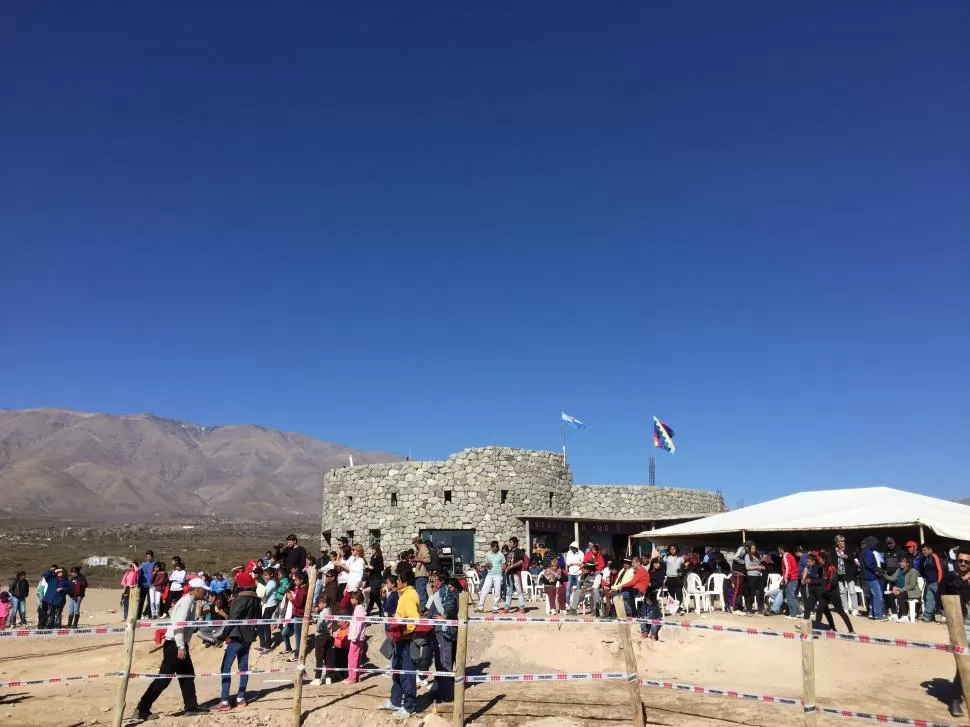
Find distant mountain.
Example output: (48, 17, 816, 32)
(0, 408, 399, 521)
(959, 498, 970, 506)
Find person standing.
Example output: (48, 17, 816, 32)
(777, 544, 800, 618)
(729, 544, 747, 614)
(8, 572, 29, 627)
(831, 536, 860, 616)
(134, 578, 210, 721)
(918, 543, 944, 623)
(381, 564, 419, 718)
(426, 575, 459, 702)
(137, 550, 156, 620)
(345, 591, 369, 684)
(149, 563, 167, 619)
(412, 537, 432, 610)
(501, 536, 527, 614)
(165, 557, 186, 618)
(943, 548, 970, 718)
(859, 538, 886, 620)
(476, 541, 506, 613)
(564, 542, 584, 605)
(282, 534, 308, 576)
(281, 571, 308, 661)
(67, 567, 87, 629)
(40, 566, 70, 628)
(257, 567, 279, 653)
(663, 546, 686, 613)
(366, 545, 385, 615)
(742, 543, 765, 615)
(211, 572, 261, 712)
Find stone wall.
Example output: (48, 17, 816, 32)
(569, 485, 724, 521)
(322, 447, 725, 562)
(322, 447, 571, 562)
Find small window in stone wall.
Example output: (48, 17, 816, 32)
(500, 490, 508, 505)
(391, 492, 398, 507)
(444, 489, 452, 503)
(347, 495, 353, 507)
(548, 492, 553, 507)
(347, 530, 354, 541)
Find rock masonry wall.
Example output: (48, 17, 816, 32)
(322, 447, 724, 562)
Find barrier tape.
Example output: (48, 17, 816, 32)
(5, 615, 965, 655)
(0, 667, 297, 689)
(636, 677, 969, 727)
(465, 671, 635, 683)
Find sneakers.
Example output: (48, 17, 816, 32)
(499, 608, 509, 614)
(517, 608, 526, 614)
(379, 700, 397, 711)
(181, 706, 208, 715)
(236, 698, 247, 708)
(135, 711, 158, 723)
(392, 707, 413, 719)
(309, 679, 322, 687)
(211, 702, 232, 713)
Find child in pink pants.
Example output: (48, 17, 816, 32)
(346, 592, 368, 683)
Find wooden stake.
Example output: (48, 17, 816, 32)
(796, 621, 818, 727)
(942, 594, 970, 711)
(111, 586, 139, 727)
(611, 595, 645, 727)
(292, 567, 318, 727)
(452, 590, 470, 727)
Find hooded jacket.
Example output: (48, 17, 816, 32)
(224, 588, 261, 644)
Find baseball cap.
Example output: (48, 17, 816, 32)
(905, 540, 918, 548)
(834, 534, 845, 542)
(187, 577, 209, 591)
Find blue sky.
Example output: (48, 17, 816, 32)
(1, 2, 967, 505)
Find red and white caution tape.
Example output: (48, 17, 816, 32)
(0, 667, 299, 689)
(0, 626, 129, 639)
(819, 704, 968, 727)
(465, 671, 634, 683)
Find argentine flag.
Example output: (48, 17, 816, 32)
(561, 411, 586, 429)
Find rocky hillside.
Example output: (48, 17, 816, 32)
(0, 408, 399, 521)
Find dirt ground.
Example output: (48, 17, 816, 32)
(0, 589, 962, 726)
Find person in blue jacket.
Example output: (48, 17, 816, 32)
(859, 537, 886, 620)
(40, 565, 71, 628)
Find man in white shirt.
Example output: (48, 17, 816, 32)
(135, 578, 210, 722)
(564, 541, 585, 605)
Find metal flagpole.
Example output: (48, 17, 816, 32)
(561, 415, 568, 464)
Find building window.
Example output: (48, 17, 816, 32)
(347, 496, 353, 507)
(322, 530, 331, 547)
(500, 490, 508, 505)
(548, 492, 553, 507)
(391, 492, 398, 507)
(369, 529, 381, 546)
(444, 489, 452, 503)
(346, 530, 354, 541)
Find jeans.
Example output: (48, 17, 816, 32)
(477, 574, 504, 611)
(149, 587, 162, 617)
(569, 588, 601, 613)
(415, 577, 429, 610)
(220, 640, 250, 702)
(768, 588, 784, 614)
(69, 596, 83, 619)
(838, 577, 858, 613)
(566, 574, 580, 604)
(258, 605, 277, 649)
(922, 582, 939, 620)
(863, 579, 884, 618)
(282, 621, 302, 658)
(390, 640, 417, 713)
(784, 581, 800, 616)
(433, 632, 455, 702)
(8, 596, 26, 626)
(504, 573, 526, 610)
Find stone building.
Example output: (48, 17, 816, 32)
(321, 446, 724, 571)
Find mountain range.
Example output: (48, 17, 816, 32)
(0, 408, 398, 522)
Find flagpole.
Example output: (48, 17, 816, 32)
(561, 414, 568, 465)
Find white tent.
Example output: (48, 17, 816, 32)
(633, 487, 970, 542)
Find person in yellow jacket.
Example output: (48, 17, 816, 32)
(380, 564, 420, 718)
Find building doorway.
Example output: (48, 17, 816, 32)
(419, 529, 475, 577)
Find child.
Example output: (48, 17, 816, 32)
(0, 592, 11, 629)
(639, 590, 663, 641)
(346, 591, 368, 684)
(120, 562, 139, 622)
(309, 595, 335, 686)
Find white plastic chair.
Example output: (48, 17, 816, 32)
(906, 577, 926, 623)
(764, 573, 782, 596)
(520, 571, 541, 601)
(683, 572, 708, 614)
(705, 573, 727, 611)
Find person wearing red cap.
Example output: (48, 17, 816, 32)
(211, 571, 261, 713)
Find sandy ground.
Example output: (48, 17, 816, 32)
(0, 589, 962, 726)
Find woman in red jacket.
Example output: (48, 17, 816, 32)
(282, 571, 309, 661)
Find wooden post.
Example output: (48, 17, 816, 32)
(611, 595, 645, 727)
(942, 595, 970, 711)
(292, 567, 319, 727)
(452, 590, 470, 727)
(796, 621, 818, 727)
(111, 586, 139, 727)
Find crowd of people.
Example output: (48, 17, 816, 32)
(1, 530, 967, 720)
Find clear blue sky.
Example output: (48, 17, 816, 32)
(1, 2, 967, 505)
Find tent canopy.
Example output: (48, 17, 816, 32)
(633, 487, 970, 542)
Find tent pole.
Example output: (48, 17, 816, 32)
(742, 529, 747, 544)
(918, 523, 925, 544)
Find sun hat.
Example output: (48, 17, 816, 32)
(187, 577, 210, 591)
